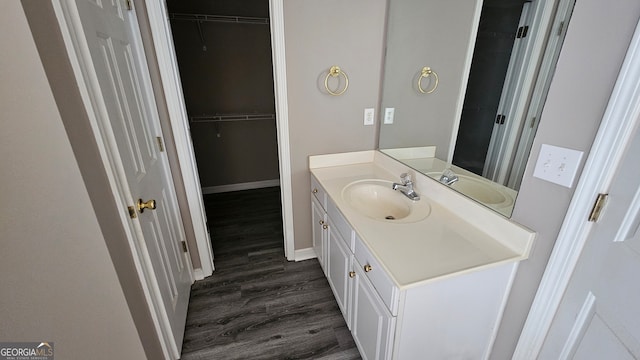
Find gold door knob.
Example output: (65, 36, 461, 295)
(364, 264, 372, 272)
(349, 271, 356, 278)
(323, 224, 328, 229)
(312, 188, 318, 194)
(137, 198, 156, 213)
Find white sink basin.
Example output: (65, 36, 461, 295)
(450, 175, 507, 205)
(341, 179, 431, 223)
(428, 172, 514, 208)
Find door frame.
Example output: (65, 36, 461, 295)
(142, 0, 296, 261)
(142, 1, 215, 276)
(513, 19, 640, 359)
(52, 1, 197, 358)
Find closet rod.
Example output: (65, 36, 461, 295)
(169, 13, 269, 25)
(190, 113, 275, 123)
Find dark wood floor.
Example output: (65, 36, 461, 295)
(180, 187, 361, 360)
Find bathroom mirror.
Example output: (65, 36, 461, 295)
(378, 0, 574, 217)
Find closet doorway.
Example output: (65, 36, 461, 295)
(166, 0, 279, 195)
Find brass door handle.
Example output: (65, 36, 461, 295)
(349, 271, 356, 278)
(137, 198, 156, 213)
(364, 264, 372, 272)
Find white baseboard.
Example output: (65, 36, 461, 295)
(294, 247, 317, 262)
(201, 179, 280, 194)
(192, 268, 206, 281)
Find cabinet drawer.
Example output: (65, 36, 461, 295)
(327, 199, 355, 251)
(354, 234, 399, 315)
(311, 176, 327, 210)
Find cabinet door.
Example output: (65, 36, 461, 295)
(351, 262, 395, 360)
(311, 196, 327, 274)
(327, 224, 352, 326)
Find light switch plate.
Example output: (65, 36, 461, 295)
(364, 108, 375, 126)
(384, 107, 395, 124)
(533, 144, 584, 188)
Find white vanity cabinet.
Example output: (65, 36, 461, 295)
(326, 221, 352, 324)
(351, 256, 396, 360)
(312, 177, 354, 326)
(311, 178, 328, 274)
(311, 179, 395, 359)
(310, 171, 524, 360)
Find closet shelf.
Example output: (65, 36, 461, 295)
(190, 114, 275, 123)
(169, 13, 269, 25)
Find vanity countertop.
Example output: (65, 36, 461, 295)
(310, 150, 535, 289)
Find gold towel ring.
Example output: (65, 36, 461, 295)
(417, 66, 439, 94)
(324, 66, 349, 96)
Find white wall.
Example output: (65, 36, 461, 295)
(0, 2, 147, 358)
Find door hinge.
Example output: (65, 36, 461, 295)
(557, 21, 565, 36)
(517, 25, 529, 39)
(181, 240, 188, 253)
(126, 0, 133, 11)
(156, 136, 165, 152)
(588, 193, 608, 222)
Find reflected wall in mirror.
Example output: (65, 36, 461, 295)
(379, 0, 575, 217)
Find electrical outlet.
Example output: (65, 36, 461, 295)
(364, 108, 375, 126)
(533, 144, 584, 188)
(384, 107, 395, 124)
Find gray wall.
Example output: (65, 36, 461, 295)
(0, 2, 149, 358)
(283, 0, 387, 250)
(491, 0, 640, 357)
(379, 0, 481, 160)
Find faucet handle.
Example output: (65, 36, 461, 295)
(400, 172, 412, 184)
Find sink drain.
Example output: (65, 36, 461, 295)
(385, 215, 396, 220)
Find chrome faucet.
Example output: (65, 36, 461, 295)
(392, 173, 420, 200)
(439, 169, 459, 186)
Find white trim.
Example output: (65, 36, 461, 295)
(513, 19, 640, 359)
(201, 179, 280, 194)
(143, 0, 214, 277)
(52, 1, 173, 357)
(558, 292, 597, 360)
(192, 268, 206, 281)
(447, 0, 484, 163)
(270, 0, 296, 261)
(614, 185, 640, 242)
(484, 0, 560, 184)
(294, 247, 318, 262)
(144, 0, 295, 265)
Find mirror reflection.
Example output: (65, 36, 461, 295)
(379, 0, 575, 217)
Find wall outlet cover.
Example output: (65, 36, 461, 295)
(364, 108, 375, 125)
(533, 144, 584, 188)
(384, 107, 395, 124)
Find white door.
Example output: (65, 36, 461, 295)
(59, 0, 193, 356)
(538, 120, 640, 358)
